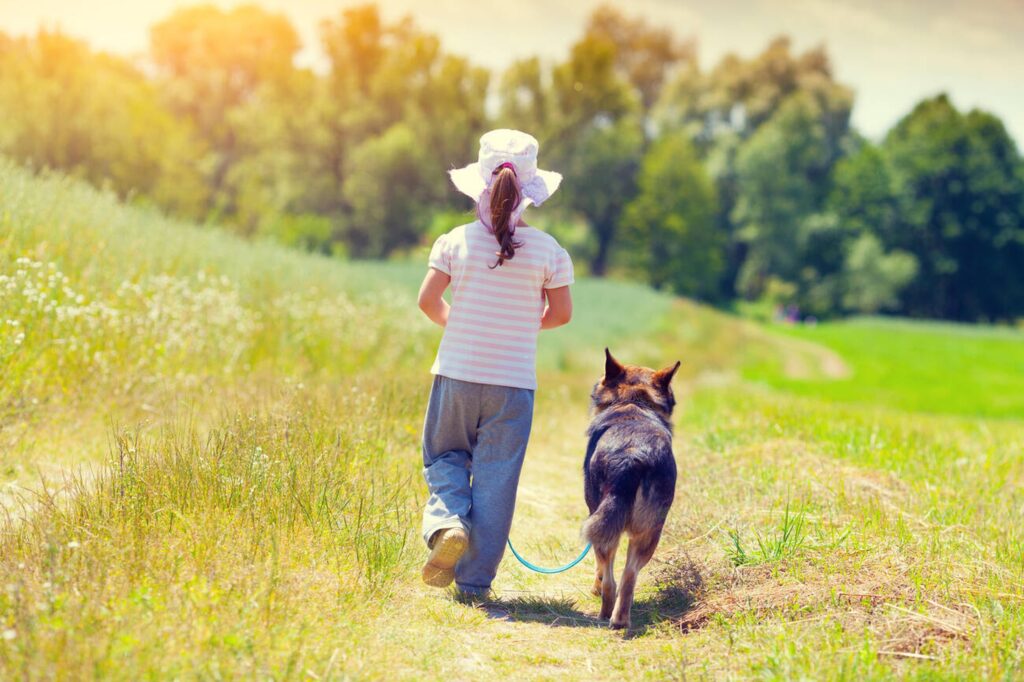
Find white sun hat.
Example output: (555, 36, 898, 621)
(449, 129, 563, 207)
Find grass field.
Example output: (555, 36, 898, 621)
(747, 317, 1024, 419)
(2, 159, 1024, 679)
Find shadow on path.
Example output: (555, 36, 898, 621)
(463, 560, 704, 636)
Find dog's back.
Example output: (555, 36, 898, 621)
(582, 349, 680, 629)
(581, 403, 676, 549)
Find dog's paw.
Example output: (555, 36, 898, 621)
(591, 581, 602, 597)
(609, 618, 630, 630)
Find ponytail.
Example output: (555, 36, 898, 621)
(489, 164, 523, 268)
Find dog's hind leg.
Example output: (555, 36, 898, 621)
(594, 542, 619, 620)
(610, 526, 663, 630)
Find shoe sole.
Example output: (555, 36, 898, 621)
(422, 530, 468, 588)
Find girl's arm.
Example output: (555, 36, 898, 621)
(541, 286, 572, 330)
(418, 268, 451, 327)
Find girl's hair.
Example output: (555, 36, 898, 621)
(489, 164, 523, 268)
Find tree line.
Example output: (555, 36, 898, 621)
(1, 4, 1022, 322)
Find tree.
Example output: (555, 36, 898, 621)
(828, 141, 899, 241)
(0, 30, 207, 217)
(558, 117, 645, 276)
(319, 5, 488, 170)
(841, 233, 918, 314)
(732, 92, 832, 299)
(496, 57, 551, 136)
(223, 67, 329, 236)
(549, 33, 636, 138)
(814, 140, 915, 315)
(545, 33, 641, 275)
(622, 134, 723, 299)
(221, 5, 488, 248)
(584, 5, 695, 113)
(656, 37, 852, 145)
(149, 5, 301, 212)
(882, 95, 1024, 321)
(318, 5, 488, 214)
(655, 37, 853, 297)
(150, 5, 300, 133)
(341, 124, 439, 257)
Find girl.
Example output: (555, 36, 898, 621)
(417, 129, 574, 596)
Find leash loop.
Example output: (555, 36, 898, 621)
(506, 538, 591, 574)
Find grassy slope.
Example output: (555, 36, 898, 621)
(2, 160, 1024, 679)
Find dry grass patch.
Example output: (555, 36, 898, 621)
(640, 547, 980, 667)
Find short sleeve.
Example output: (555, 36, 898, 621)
(428, 234, 451, 275)
(544, 246, 575, 289)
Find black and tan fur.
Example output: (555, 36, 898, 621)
(582, 348, 679, 630)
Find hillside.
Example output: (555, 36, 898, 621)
(2, 161, 1023, 679)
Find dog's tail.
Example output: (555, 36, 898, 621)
(581, 476, 640, 550)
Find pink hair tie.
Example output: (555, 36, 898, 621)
(493, 162, 518, 176)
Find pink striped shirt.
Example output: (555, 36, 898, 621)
(428, 220, 574, 390)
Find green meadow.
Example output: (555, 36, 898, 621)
(2, 160, 1024, 679)
(748, 317, 1024, 418)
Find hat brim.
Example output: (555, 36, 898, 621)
(449, 163, 562, 206)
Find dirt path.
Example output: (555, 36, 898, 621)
(777, 335, 851, 380)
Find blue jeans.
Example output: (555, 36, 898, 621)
(421, 375, 534, 594)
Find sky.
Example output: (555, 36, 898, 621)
(2, 0, 1022, 145)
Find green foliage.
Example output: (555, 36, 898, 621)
(0, 30, 208, 218)
(881, 95, 1024, 321)
(511, 6, 692, 276)
(150, 5, 300, 217)
(150, 5, 300, 127)
(654, 36, 853, 165)
(497, 57, 551, 135)
(540, 27, 646, 275)
(732, 92, 834, 299)
(257, 212, 336, 253)
(583, 6, 694, 112)
(550, 34, 636, 132)
(781, 141, 917, 316)
(656, 37, 854, 304)
(341, 124, 440, 257)
(622, 133, 724, 299)
(558, 118, 645, 274)
(841, 233, 918, 313)
(827, 141, 899, 240)
(726, 502, 809, 567)
(425, 209, 474, 243)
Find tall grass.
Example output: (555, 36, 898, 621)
(1, 160, 435, 418)
(0, 384, 426, 675)
(0, 160, 440, 674)
(726, 501, 810, 567)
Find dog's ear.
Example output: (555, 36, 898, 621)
(604, 348, 625, 384)
(653, 360, 681, 389)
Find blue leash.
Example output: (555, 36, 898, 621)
(506, 538, 592, 574)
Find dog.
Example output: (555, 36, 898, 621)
(581, 348, 679, 630)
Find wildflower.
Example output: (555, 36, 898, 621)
(1, 629, 14, 641)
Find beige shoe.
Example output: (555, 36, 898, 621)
(422, 528, 469, 587)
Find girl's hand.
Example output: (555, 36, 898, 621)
(541, 286, 572, 330)
(418, 267, 451, 327)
